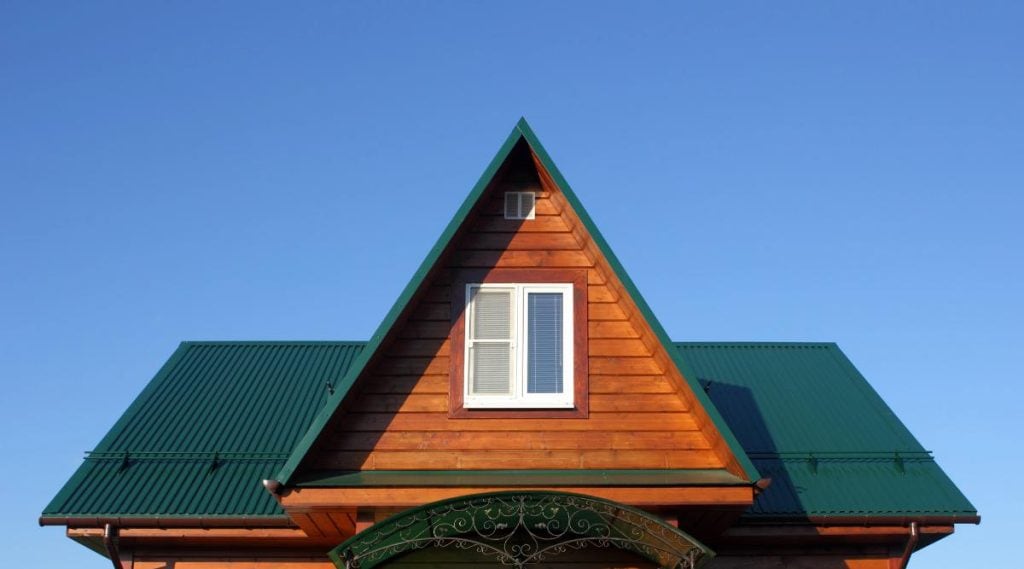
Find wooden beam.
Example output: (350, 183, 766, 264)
(279, 486, 754, 509)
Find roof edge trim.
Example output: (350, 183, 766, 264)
(739, 514, 981, 525)
(517, 119, 760, 482)
(277, 118, 759, 485)
(275, 121, 528, 485)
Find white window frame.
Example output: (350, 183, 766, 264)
(464, 282, 574, 409)
(504, 191, 536, 220)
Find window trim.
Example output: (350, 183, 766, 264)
(450, 268, 589, 419)
(463, 282, 574, 409)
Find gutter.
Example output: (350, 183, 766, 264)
(39, 515, 296, 529)
(102, 524, 121, 569)
(739, 514, 980, 526)
(896, 522, 919, 569)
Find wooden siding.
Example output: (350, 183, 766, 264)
(305, 142, 730, 472)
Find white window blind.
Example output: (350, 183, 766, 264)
(527, 292, 563, 394)
(467, 288, 513, 396)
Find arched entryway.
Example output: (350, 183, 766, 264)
(327, 491, 714, 569)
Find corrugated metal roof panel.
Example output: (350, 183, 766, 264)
(95, 342, 363, 454)
(43, 342, 365, 518)
(750, 457, 976, 517)
(44, 341, 975, 520)
(48, 457, 286, 516)
(676, 342, 976, 519)
(677, 343, 921, 454)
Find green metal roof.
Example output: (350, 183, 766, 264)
(677, 342, 977, 520)
(42, 341, 363, 519)
(275, 118, 760, 485)
(43, 341, 975, 522)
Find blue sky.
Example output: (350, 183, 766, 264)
(2, 2, 1020, 567)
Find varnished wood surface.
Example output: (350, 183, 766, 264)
(280, 486, 754, 508)
(303, 142, 730, 473)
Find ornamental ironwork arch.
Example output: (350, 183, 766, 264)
(327, 491, 714, 569)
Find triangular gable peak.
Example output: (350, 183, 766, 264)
(277, 119, 758, 485)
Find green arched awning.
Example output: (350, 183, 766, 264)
(328, 491, 714, 569)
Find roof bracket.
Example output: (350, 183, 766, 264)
(894, 451, 905, 475)
(208, 452, 220, 474)
(118, 451, 130, 473)
(807, 453, 818, 475)
(326, 381, 335, 396)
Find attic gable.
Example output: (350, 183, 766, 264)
(276, 119, 758, 484)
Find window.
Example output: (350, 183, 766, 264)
(504, 191, 536, 220)
(463, 283, 573, 408)
(449, 268, 588, 418)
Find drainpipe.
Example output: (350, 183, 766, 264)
(896, 521, 919, 569)
(103, 523, 122, 569)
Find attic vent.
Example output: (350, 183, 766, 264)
(504, 191, 536, 220)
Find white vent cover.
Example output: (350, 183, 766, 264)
(504, 191, 536, 220)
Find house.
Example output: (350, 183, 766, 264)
(42, 119, 977, 569)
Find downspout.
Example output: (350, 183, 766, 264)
(103, 523, 122, 569)
(896, 521, 919, 569)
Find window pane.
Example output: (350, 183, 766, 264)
(470, 343, 512, 395)
(470, 289, 511, 340)
(527, 292, 563, 394)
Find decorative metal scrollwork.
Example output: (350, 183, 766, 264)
(328, 491, 713, 569)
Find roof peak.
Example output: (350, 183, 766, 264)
(273, 121, 760, 485)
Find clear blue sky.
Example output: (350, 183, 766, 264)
(2, 2, 1020, 567)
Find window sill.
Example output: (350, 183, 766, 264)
(464, 400, 575, 410)
(449, 405, 589, 419)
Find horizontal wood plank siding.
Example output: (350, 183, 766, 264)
(335, 412, 701, 432)
(307, 147, 725, 472)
